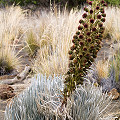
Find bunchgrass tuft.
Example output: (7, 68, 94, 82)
(95, 60, 110, 80)
(25, 30, 40, 57)
(33, 9, 82, 76)
(0, 46, 21, 75)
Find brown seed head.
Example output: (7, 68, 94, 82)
(82, 13, 87, 18)
(90, 9, 93, 14)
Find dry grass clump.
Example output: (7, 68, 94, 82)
(25, 30, 40, 57)
(104, 7, 120, 41)
(95, 60, 110, 80)
(32, 9, 83, 75)
(0, 6, 25, 44)
(0, 6, 25, 75)
(0, 47, 21, 75)
(29, 7, 120, 76)
(103, 8, 114, 40)
(110, 49, 120, 82)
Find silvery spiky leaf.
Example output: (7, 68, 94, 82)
(66, 82, 111, 120)
(5, 74, 64, 120)
(5, 74, 111, 120)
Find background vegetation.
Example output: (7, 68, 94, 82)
(0, 0, 120, 8)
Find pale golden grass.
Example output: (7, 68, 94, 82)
(25, 30, 39, 57)
(0, 6, 25, 74)
(0, 6, 120, 76)
(32, 9, 83, 75)
(31, 7, 120, 76)
(96, 7, 120, 80)
(105, 7, 120, 41)
(0, 47, 21, 73)
(95, 60, 110, 79)
(0, 6, 25, 45)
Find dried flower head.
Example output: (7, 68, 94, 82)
(79, 41, 84, 46)
(84, 7, 89, 12)
(84, 23, 88, 28)
(79, 19, 84, 24)
(95, 35, 99, 39)
(92, 27, 96, 31)
(76, 31, 80, 35)
(73, 58, 77, 64)
(90, 9, 93, 14)
(103, 3, 107, 6)
(88, 1, 92, 5)
(68, 50, 73, 55)
(87, 38, 92, 42)
(96, 6, 99, 10)
(82, 13, 87, 18)
(97, 14, 101, 19)
(72, 39, 75, 43)
(70, 45, 76, 50)
(99, 23, 103, 27)
(79, 34, 84, 39)
(79, 54, 83, 58)
(101, 0, 105, 4)
(99, 29, 104, 34)
(90, 45, 94, 49)
(86, 32, 91, 36)
(78, 25, 83, 30)
(83, 47, 87, 51)
(101, 18, 105, 22)
(69, 55, 74, 60)
(73, 35, 78, 39)
(90, 19, 94, 23)
(100, 8, 104, 13)
(86, 53, 90, 57)
(102, 13, 106, 17)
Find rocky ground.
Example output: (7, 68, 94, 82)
(0, 76, 32, 120)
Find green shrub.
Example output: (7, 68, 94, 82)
(0, 0, 39, 6)
(0, 0, 119, 7)
(105, 0, 120, 6)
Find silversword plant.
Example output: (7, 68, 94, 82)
(64, 0, 107, 98)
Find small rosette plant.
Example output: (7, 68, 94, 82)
(64, 0, 107, 98)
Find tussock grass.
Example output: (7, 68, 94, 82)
(110, 49, 120, 82)
(95, 60, 110, 80)
(30, 7, 120, 76)
(0, 6, 25, 74)
(0, 6, 25, 44)
(31, 9, 83, 75)
(25, 30, 40, 57)
(0, 47, 21, 75)
(104, 7, 120, 42)
(0, 5, 120, 77)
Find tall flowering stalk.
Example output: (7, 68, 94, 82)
(63, 0, 107, 100)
